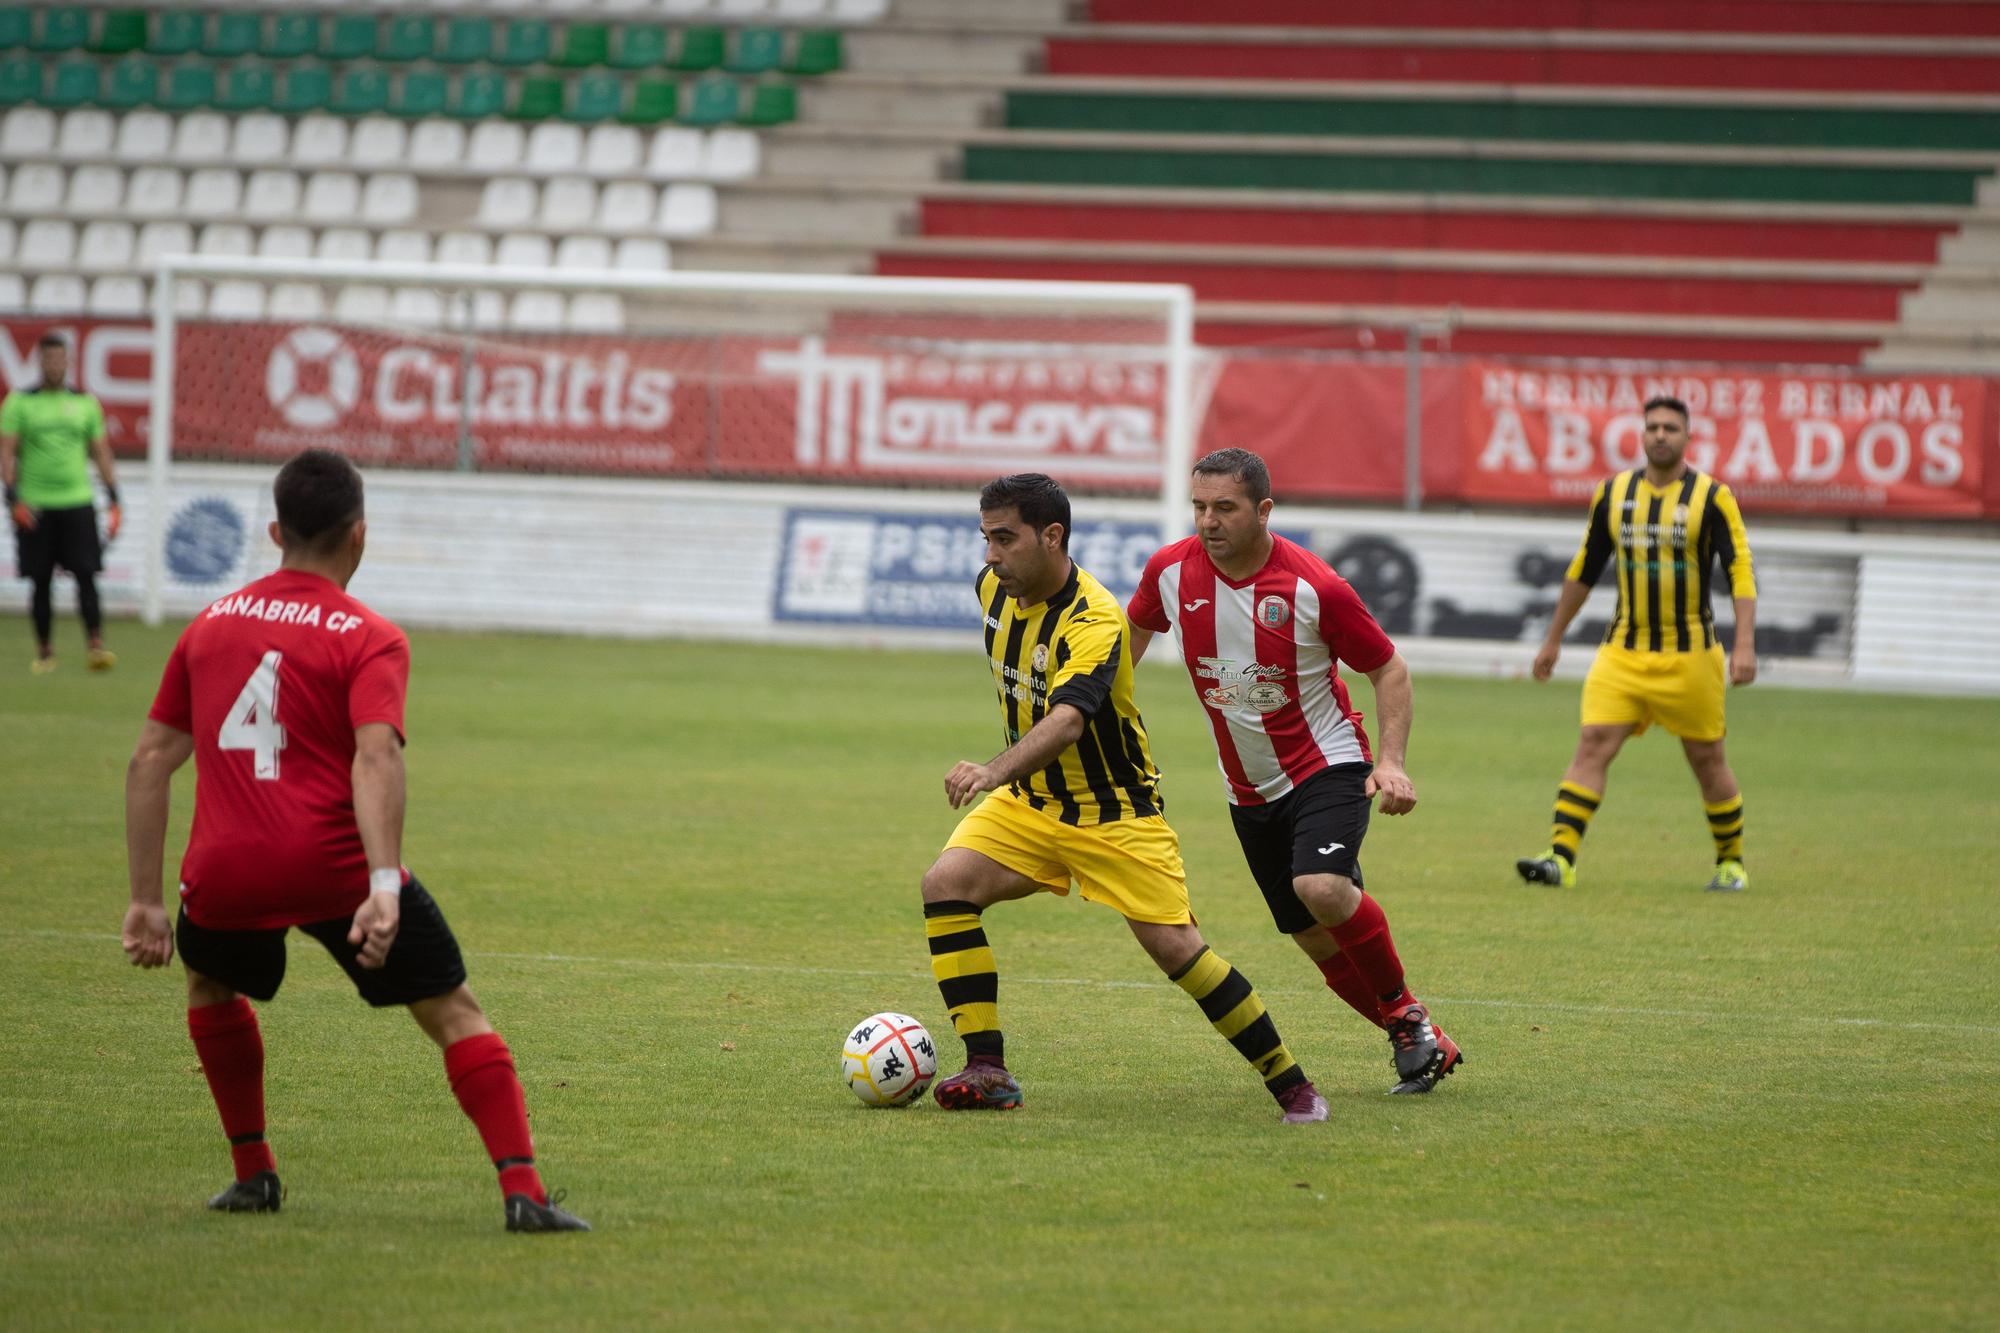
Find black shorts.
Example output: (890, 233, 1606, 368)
(1228, 763, 1373, 935)
(15, 504, 101, 580)
(176, 877, 468, 1008)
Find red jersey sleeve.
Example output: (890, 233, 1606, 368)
(1125, 547, 1172, 633)
(147, 627, 196, 733)
(1317, 572, 1396, 675)
(348, 628, 410, 741)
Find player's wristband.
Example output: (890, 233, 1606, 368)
(369, 867, 403, 898)
(105, 485, 120, 506)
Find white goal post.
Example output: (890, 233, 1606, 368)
(145, 255, 1198, 626)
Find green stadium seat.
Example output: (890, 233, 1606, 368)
(202, 12, 259, 60)
(275, 62, 331, 113)
(395, 69, 447, 118)
(0, 8, 27, 52)
(509, 75, 562, 121)
(440, 17, 492, 64)
(565, 71, 623, 121)
(89, 9, 148, 56)
(321, 14, 375, 61)
(496, 19, 551, 67)
(31, 6, 88, 53)
(620, 78, 677, 125)
(332, 67, 389, 116)
(785, 30, 842, 76)
(0, 53, 38, 103)
(725, 28, 782, 75)
(610, 25, 667, 69)
(46, 57, 99, 107)
(670, 27, 724, 72)
(159, 62, 217, 111)
(450, 70, 506, 119)
(742, 81, 797, 127)
(681, 76, 739, 126)
(263, 14, 318, 61)
(216, 63, 273, 112)
(147, 10, 201, 56)
(380, 16, 434, 62)
(103, 57, 158, 109)
(555, 22, 609, 68)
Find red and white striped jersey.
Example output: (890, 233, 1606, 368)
(1129, 534, 1395, 806)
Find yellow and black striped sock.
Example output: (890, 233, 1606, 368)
(1550, 781, 1602, 867)
(1169, 947, 1307, 1100)
(925, 900, 1002, 1062)
(1705, 794, 1744, 862)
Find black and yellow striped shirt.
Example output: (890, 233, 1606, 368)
(976, 561, 1162, 826)
(1568, 467, 1757, 653)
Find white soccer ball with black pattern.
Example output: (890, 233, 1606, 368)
(841, 1011, 938, 1107)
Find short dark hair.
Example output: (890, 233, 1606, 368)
(979, 473, 1070, 550)
(1643, 395, 1690, 424)
(273, 449, 364, 554)
(1191, 448, 1271, 504)
(37, 333, 66, 350)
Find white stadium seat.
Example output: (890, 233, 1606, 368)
(554, 235, 612, 270)
(10, 163, 65, 213)
(184, 168, 244, 221)
(468, 121, 526, 174)
(19, 220, 77, 268)
(0, 166, 8, 213)
(231, 113, 290, 165)
(291, 114, 349, 167)
(0, 274, 24, 311)
(125, 166, 184, 217)
(525, 122, 585, 175)
(646, 128, 703, 180)
(87, 275, 145, 316)
(717, 0, 774, 15)
(333, 285, 391, 323)
(704, 128, 761, 180)
(614, 236, 671, 271)
(349, 116, 409, 168)
(539, 177, 598, 230)
(361, 174, 419, 225)
(832, 0, 890, 19)
(389, 287, 445, 326)
(375, 229, 433, 264)
(256, 225, 314, 260)
(495, 233, 553, 269)
(29, 274, 87, 313)
(208, 280, 266, 320)
(463, 289, 507, 331)
(77, 220, 136, 272)
(196, 223, 254, 258)
(1, 106, 56, 156)
(409, 119, 467, 171)
(114, 111, 172, 163)
(584, 124, 642, 175)
(0, 218, 15, 266)
(244, 169, 304, 222)
(267, 282, 327, 320)
(435, 231, 494, 266)
(135, 220, 195, 267)
(567, 291, 625, 332)
(658, 184, 718, 237)
(776, 0, 831, 15)
(663, 0, 718, 14)
(65, 165, 123, 215)
(598, 181, 656, 232)
(171, 112, 230, 164)
(57, 110, 115, 158)
(302, 172, 362, 223)
(508, 290, 566, 330)
(478, 177, 537, 228)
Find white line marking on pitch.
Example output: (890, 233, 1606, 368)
(16, 927, 1997, 1038)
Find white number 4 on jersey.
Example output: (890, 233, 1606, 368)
(218, 650, 287, 780)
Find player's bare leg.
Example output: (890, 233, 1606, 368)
(183, 967, 283, 1213)
(1127, 918, 1327, 1122)
(1682, 736, 1748, 892)
(1520, 724, 1633, 888)
(412, 985, 589, 1232)
(921, 849, 1040, 1109)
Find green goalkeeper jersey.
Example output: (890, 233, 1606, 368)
(2, 386, 104, 509)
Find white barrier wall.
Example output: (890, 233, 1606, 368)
(9, 465, 1998, 694)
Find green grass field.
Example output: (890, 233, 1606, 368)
(3, 619, 1997, 1331)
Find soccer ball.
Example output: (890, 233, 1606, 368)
(841, 1011, 938, 1107)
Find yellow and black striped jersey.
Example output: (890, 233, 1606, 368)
(975, 561, 1161, 826)
(1568, 467, 1757, 653)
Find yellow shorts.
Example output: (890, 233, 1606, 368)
(1581, 642, 1727, 741)
(943, 786, 1193, 925)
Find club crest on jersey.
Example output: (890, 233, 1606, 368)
(1031, 643, 1050, 672)
(1256, 595, 1291, 629)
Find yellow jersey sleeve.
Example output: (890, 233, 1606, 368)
(1708, 484, 1755, 600)
(1564, 478, 1616, 586)
(1046, 605, 1123, 720)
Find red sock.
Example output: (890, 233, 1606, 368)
(187, 998, 276, 1182)
(1329, 893, 1413, 1017)
(444, 1032, 544, 1204)
(1313, 941, 1388, 1031)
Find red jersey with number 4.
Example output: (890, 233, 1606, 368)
(1128, 534, 1394, 806)
(148, 569, 409, 930)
